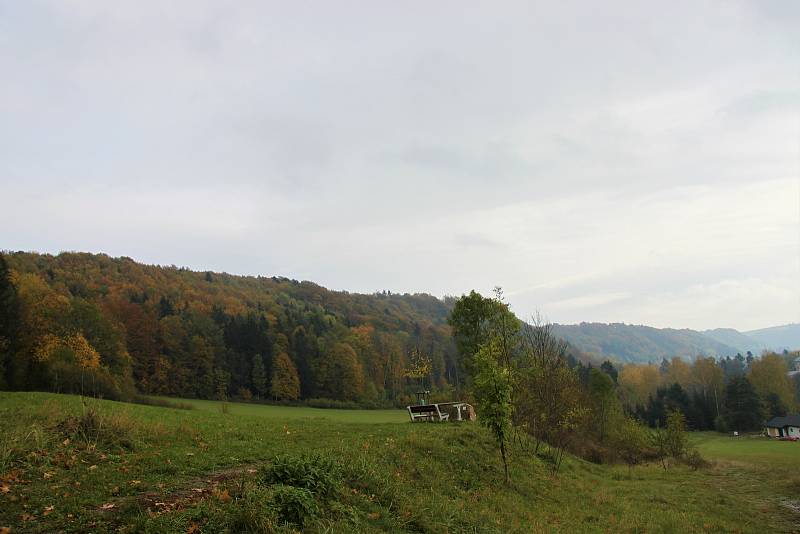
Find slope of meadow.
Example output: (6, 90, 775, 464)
(1, 392, 798, 533)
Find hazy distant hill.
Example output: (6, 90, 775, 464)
(553, 322, 743, 364)
(701, 328, 763, 354)
(745, 324, 800, 352)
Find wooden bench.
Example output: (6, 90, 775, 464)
(407, 403, 450, 422)
(436, 402, 474, 421)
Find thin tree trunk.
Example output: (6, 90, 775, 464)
(500, 439, 509, 483)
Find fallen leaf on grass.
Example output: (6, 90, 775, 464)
(0, 526, 10, 534)
(62, 438, 70, 447)
(1, 471, 21, 483)
(216, 489, 231, 503)
(43, 472, 54, 479)
(0, 484, 9, 494)
(20, 513, 35, 521)
(43, 505, 54, 516)
(128, 480, 141, 486)
(88, 465, 97, 471)
(100, 503, 115, 510)
(187, 522, 200, 534)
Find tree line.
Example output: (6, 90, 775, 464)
(618, 351, 799, 432)
(0, 252, 461, 406)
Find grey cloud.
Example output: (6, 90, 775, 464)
(1, 0, 798, 329)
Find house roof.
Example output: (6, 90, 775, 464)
(765, 415, 800, 428)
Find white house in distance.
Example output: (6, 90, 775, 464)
(765, 415, 800, 438)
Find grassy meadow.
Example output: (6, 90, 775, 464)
(150, 396, 408, 424)
(1, 392, 798, 533)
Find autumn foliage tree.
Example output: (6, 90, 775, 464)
(271, 352, 301, 401)
(749, 353, 795, 413)
(316, 342, 364, 401)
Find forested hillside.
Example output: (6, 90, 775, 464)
(0, 251, 461, 405)
(553, 322, 743, 363)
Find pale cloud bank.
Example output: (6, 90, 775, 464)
(1, 0, 798, 331)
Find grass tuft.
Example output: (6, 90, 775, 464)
(55, 406, 138, 450)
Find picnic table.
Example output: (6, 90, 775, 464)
(406, 402, 474, 422)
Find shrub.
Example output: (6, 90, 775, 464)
(649, 426, 669, 470)
(665, 411, 689, 458)
(132, 396, 194, 410)
(220, 486, 277, 533)
(611, 417, 650, 467)
(683, 450, 710, 470)
(269, 484, 319, 526)
(261, 453, 341, 500)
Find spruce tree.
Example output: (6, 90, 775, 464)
(723, 376, 763, 431)
(0, 254, 18, 388)
(251, 354, 267, 398)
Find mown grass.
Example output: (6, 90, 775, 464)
(149, 396, 407, 424)
(692, 432, 799, 468)
(0, 391, 798, 533)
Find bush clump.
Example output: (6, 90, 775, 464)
(683, 449, 710, 470)
(269, 484, 320, 526)
(132, 395, 194, 410)
(261, 453, 341, 500)
(255, 453, 344, 526)
(55, 406, 136, 450)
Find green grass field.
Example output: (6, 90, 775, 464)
(1, 392, 798, 533)
(693, 432, 800, 469)
(152, 396, 408, 424)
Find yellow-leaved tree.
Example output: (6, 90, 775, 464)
(619, 363, 661, 408)
(34, 333, 101, 368)
(749, 353, 795, 413)
(270, 352, 300, 401)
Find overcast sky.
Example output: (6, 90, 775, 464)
(1, 1, 799, 331)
